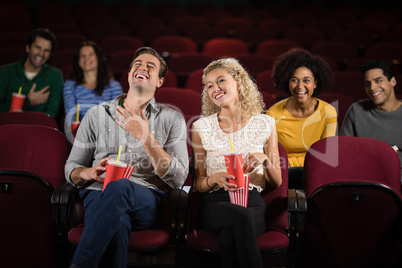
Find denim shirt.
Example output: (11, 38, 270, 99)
(65, 94, 189, 191)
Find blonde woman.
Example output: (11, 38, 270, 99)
(191, 58, 282, 268)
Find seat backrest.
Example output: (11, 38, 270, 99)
(152, 35, 197, 56)
(330, 70, 366, 101)
(170, 15, 208, 35)
(260, 19, 296, 39)
(185, 68, 204, 94)
(137, 24, 177, 45)
(48, 48, 76, 68)
(365, 42, 402, 62)
(302, 136, 402, 267)
(168, 52, 214, 76)
(235, 53, 274, 79)
(0, 111, 60, 129)
(260, 92, 278, 110)
(0, 124, 71, 267)
(100, 35, 143, 57)
(311, 40, 357, 68)
(155, 87, 202, 120)
(203, 38, 249, 58)
(284, 28, 325, 50)
(256, 39, 300, 59)
(304, 136, 401, 197)
(316, 92, 354, 123)
(0, 124, 71, 189)
(215, 17, 252, 36)
(256, 70, 287, 98)
(261, 142, 288, 232)
(0, 170, 56, 268)
(109, 49, 137, 75)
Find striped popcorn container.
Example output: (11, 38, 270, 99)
(102, 159, 135, 191)
(228, 174, 250, 207)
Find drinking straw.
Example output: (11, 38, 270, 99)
(18, 86, 22, 95)
(230, 138, 233, 153)
(76, 103, 80, 122)
(117, 145, 122, 163)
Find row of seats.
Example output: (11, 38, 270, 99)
(1, 1, 402, 69)
(4, 1, 402, 35)
(1, 34, 401, 77)
(1, 120, 400, 267)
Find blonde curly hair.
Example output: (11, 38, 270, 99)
(201, 58, 265, 119)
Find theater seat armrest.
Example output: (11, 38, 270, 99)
(52, 182, 80, 236)
(288, 189, 298, 212)
(287, 189, 298, 238)
(170, 188, 189, 241)
(295, 189, 307, 237)
(295, 189, 307, 213)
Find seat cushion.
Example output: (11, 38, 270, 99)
(186, 229, 289, 252)
(68, 224, 171, 251)
(186, 229, 220, 252)
(257, 230, 289, 251)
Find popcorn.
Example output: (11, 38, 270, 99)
(392, 145, 399, 153)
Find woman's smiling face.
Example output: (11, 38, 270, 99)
(289, 66, 317, 103)
(205, 68, 239, 108)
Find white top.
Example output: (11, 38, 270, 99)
(193, 113, 275, 191)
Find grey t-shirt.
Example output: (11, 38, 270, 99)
(65, 95, 189, 191)
(340, 99, 402, 179)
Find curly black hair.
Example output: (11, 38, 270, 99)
(272, 48, 332, 96)
(71, 41, 112, 96)
(361, 60, 395, 81)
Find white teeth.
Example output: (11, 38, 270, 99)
(296, 91, 307, 94)
(215, 93, 225, 99)
(372, 92, 381, 96)
(135, 73, 148, 79)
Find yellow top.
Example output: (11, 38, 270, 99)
(267, 97, 337, 167)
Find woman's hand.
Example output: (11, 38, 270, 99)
(208, 172, 237, 191)
(243, 152, 268, 174)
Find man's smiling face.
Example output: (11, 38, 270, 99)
(128, 53, 164, 93)
(364, 68, 396, 108)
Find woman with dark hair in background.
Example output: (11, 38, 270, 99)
(267, 48, 337, 189)
(63, 41, 122, 135)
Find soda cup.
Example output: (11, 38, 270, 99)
(70, 121, 80, 137)
(10, 93, 26, 112)
(102, 159, 127, 191)
(224, 152, 245, 189)
(228, 174, 250, 207)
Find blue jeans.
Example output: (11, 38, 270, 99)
(71, 179, 166, 268)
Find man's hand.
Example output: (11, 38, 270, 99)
(115, 105, 150, 144)
(27, 83, 50, 106)
(71, 157, 110, 186)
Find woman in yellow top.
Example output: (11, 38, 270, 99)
(267, 48, 337, 188)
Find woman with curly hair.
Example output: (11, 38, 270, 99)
(191, 58, 282, 268)
(63, 41, 123, 136)
(267, 48, 337, 189)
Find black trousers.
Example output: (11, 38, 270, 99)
(200, 188, 266, 268)
(288, 166, 304, 189)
